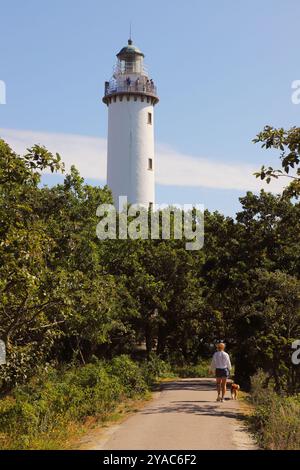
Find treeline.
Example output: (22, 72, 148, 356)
(1, 126, 300, 395)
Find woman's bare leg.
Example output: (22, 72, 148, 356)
(216, 377, 221, 399)
(221, 378, 227, 399)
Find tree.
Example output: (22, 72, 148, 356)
(0, 141, 67, 387)
(0, 141, 124, 388)
(254, 125, 300, 198)
(234, 270, 300, 391)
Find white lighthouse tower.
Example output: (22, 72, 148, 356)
(103, 39, 159, 209)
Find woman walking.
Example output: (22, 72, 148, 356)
(210, 343, 231, 402)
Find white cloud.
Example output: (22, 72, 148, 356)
(0, 128, 286, 192)
(0, 128, 107, 181)
(155, 143, 284, 192)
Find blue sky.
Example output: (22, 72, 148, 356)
(1, 0, 300, 216)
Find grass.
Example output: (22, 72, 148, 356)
(71, 394, 152, 450)
(249, 370, 300, 450)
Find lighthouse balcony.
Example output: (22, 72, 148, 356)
(103, 79, 159, 105)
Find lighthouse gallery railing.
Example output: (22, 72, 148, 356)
(104, 81, 158, 97)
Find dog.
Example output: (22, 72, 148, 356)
(230, 383, 240, 400)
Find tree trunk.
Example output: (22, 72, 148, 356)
(145, 323, 152, 359)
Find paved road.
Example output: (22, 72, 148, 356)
(82, 378, 257, 450)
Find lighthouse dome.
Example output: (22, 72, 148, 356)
(117, 39, 144, 58)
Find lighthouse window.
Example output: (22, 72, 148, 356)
(148, 158, 153, 170)
(148, 112, 152, 124)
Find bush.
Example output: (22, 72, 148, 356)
(172, 360, 210, 378)
(140, 354, 173, 385)
(250, 370, 300, 450)
(106, 355, 148, 397)
(0, 356, 153, 450)
(0, 354, 180, 449)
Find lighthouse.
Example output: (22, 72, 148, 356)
(103, 39, 159, 209)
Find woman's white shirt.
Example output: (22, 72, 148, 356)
(210, 351, 231, 371)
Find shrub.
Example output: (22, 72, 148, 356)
(0, 354, 178, 449)
(140, 354, 173, 384)
(0, 356, 152, 449)
(107, 355, 148, 396)
(173, 360, 210, 378)
(250, 370, 300, 450)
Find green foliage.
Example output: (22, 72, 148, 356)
(250, 370, 300, 450)
(2, 136, 300, 393)
(254, 125, 300, 197)
(107, 355, 148, 396)
(0, 357, 156, 449)
(233, 269, 300, 390)
(172, 360, 210, 378)
(0, 140, 123, 389)
(139, 353, 173, 384)
(2, 128, 300, 448)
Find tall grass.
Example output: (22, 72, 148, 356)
(250, 370, 300, 450)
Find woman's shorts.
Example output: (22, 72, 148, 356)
(215, 368, 229, 378)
